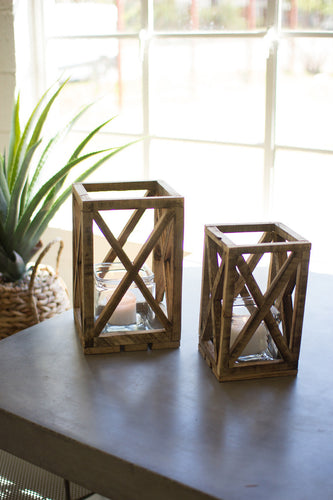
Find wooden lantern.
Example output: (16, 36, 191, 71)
(198, 223, 311, 382)
(72, 180, 184, 354)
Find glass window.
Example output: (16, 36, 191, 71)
(276, 37, 333, 150)
(48, 0, 141, 33)
(150, 37, 266, 143)
(153, 0, 269, 32)
(150, 140, 264, 256)
(281, 0, 333, 31)
(273, 150, 333, 273)
(38, 0, 333, 273)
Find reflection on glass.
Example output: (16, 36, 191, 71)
(281, 1, 333, 30)
(154, 0, 269, 31)
(94, 262, 156, 332)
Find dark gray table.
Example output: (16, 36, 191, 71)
(0, 266, 332, 500)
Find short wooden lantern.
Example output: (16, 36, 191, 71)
(72, 180, 184, 354)
(198, 223, 311, 382)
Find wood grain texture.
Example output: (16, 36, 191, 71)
(198, 223, 311, 382)
(72, 181, 184, 354)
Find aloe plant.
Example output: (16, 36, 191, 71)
(0, 80, 133, 282)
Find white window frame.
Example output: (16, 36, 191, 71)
(23, 0, 333, 214)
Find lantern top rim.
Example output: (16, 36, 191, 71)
(205, 222, 311, 254)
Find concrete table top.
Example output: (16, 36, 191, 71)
(0, 266, 332, 500)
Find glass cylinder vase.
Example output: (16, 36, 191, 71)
(94, 262, 156, 332)
(230, 295, 280, 363)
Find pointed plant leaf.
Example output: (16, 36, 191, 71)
(8, 79, 69, 190)
(22, 140, 138, 253)
(26, 80, 69, 156)
(7, 93, 21, 175)
(0, 187, 8, 222)
(5, 140, 41, 234)
(26, 100, 97, 204)
(13, 147, 114, 247)
(68, 117, 115, 162)
(0, 161, 10, 205)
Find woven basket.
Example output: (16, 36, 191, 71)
(0, 239, 70, 339)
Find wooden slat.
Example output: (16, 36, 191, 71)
(289, 248, 311, 355)
(72, 181, 184, 353)
(82, 180, 159, 193)
(103, 207, 146, 264)
(169, 204, 183, 339)
(198, 222, 311, 382)
(216, 253, 238, 376)
(93, 210, 173, 335)
(198, 231, 213, 343)
(229, 254, 297, 364)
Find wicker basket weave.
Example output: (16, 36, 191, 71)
(0, 239, 70, 339)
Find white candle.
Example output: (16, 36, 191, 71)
(99, 290, 137, 326)
(230, 315, 268, 355)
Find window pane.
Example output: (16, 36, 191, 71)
(51, 0, 141, 34)
(150, 140, 264, 257)
(45, 38, 142, 134)
(281, 1, 333, 30)
(276, 37, 333, 150)
(154, 0, 269, 31)
(273, 150, 333, 274)
(150, 38, 266, 143)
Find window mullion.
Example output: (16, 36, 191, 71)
(141, 0, 153, 178)
(264, 0, 280, 214)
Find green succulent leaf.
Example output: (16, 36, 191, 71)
(0, 159, 10, 221)
(26, 100, 96, 205)
(0, 79, 136, 281)
(23, 139, 138, 255)
(13, 147, 114, 249)
(8, 79, 68, 191)
(5, 140, 41, 237)
(6, 93, 21, 175)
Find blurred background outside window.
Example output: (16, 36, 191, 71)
(18, 0, 333, 273)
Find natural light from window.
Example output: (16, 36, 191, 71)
(30, 0, 333, 274)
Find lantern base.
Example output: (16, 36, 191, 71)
(199, 343, 298, 382)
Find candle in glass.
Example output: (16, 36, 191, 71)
(98, 289, 136, 326)
(230, 315, 268, 356)
(229, 295, 280, 362)
(94, 262, 156, 332)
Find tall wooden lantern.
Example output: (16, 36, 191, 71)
(198, 223, 311, 382)
(72, 181, 184, 354)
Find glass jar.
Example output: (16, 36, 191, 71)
(94, 262, 156, 332)
(230, 295, 280, 363)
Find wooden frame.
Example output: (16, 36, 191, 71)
(198, 223, 311, 382)
(72, 180, 184, 354)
